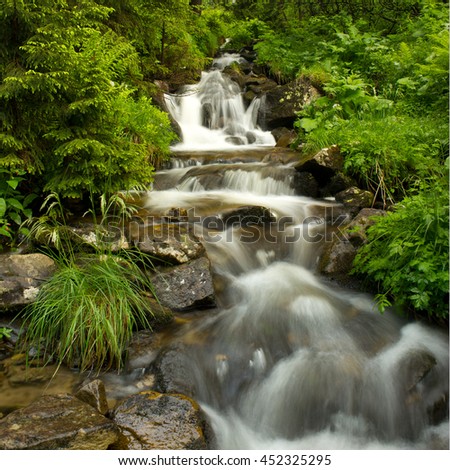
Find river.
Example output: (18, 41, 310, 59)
(141, 53, 449, 449)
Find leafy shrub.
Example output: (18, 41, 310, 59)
(21, 251, 169, 371)
(352, 180, 449, 320)
(0, 169, 36, 249)
(299, 112, 448, 205)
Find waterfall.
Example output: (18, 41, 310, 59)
(165, 63, 275, 151)
(146, 52, 449, 450)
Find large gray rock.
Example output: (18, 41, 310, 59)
(0, 253, 56, 310)
(131, 223, 205, 264)
(112, 391, 208, 450)
(0, 394, 119, 449)
(151, 257, 216, 311)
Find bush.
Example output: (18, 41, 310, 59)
(352, 180, 449, 320)
(0, 169, 36, 249)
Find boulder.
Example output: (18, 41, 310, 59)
(335, 186, 375, 213)
(151, 257, 215, 311)
(131, 223, 205, 264)
(220, 206, 275, 229)
(261, 77, 320, 129)
(112, 391, 208, 450)
(0, 253, 56, 310)
(152, 342, 196, 396)
(321, 172, 356, 197)
(0, 394, 119, 449)
(293, 172, 320, 198)
(294, 145, 343, 186)
(76, 379, 109, 415)
(318, 208, 385, 284)
(275, 129, 298, 148)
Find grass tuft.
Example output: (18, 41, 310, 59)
(20, 251, 169, 372)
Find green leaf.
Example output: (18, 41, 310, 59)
(0, 227, 12, 238)
(6, 198, 23, 211)
(300, 117, 319, 132)
(7, 179, 20, 190)
(0, 199, 6, 218)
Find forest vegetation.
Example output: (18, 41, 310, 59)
(0, 0, 448, 337)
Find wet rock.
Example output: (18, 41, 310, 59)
(221, 206, 275, 229)
(125, 330, 162, 370)
(295, 145, 343, 186)
(293, 172, 319, 198)
(6, 364, 59, 386)
(151, 257, 215, 311)
(76, 379, 109, 415)
(275, 129, 298, 148)
(225, 136, 246, 146)
(399, 349, 437, 394)
(318, 208, 385, 284)
(112, 391, 208, 450)
(0, 253, 56, 311)
(152, 342, 196, 396)
(131, 223, 205, 264)
(321, 172, 356, 197)
(335, 187, 375, 214)
(0, 394, 119, 449)
(344, 208, 385, 248)
(261, 77, 319, 129)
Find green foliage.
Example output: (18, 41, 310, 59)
(352, 181, 449, 319)
(225, 18, 269, 51)
(0, 169, 36, 248)
(300, 113, 447, 205)
(21, 251, 165, 371)
(0, 0, 175, 202)
(0, 327, 12, 341)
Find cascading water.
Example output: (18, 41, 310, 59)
(164, 54, 275, 150)
(151, 53, 449, 450)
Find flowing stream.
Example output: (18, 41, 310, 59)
(149, 53, 449, 449)
(1, 53, 448, 450)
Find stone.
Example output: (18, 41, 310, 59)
(398, 349, 437, 394)
(294, 145, 343, 186)
(0, 394, 119, 449)
(293, 172, 319, 198)
(151, 257, 215, 311)
(76, 379, 109, 415)
(261, 77, 320, 129)
(152, 342, 196, 396)
(344, 208, 385, 248)
(112, 391, 208, 450)
(321, 172, 356, 197)
(131, 223, 205, 264)
(335, 186, 375, 213)
(275, 129, 298, 148)
(318, 208, 385, 285)
(220, 206, 275, 229)
(0, 253, 56, 310)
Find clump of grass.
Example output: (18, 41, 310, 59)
(20, 251, 168, 372)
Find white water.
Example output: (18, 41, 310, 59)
(147, 54, 449, 450)
(165, 57, 275, 151)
